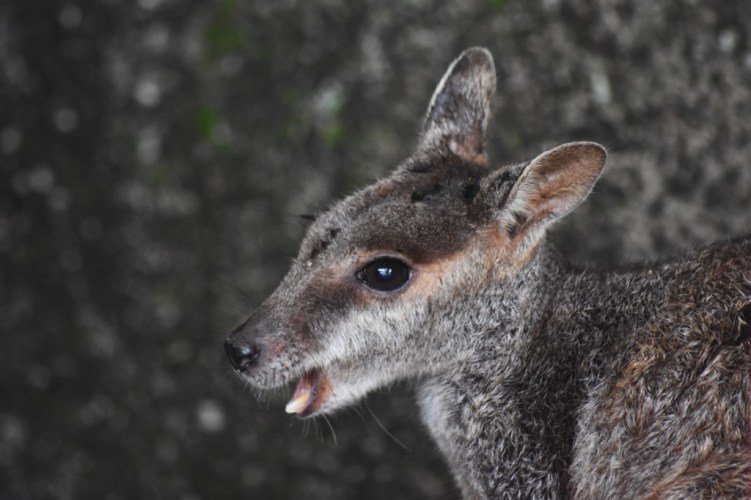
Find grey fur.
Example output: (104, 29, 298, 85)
(226, 47, 751, 498)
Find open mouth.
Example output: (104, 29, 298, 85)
(285, 369, 331, 417)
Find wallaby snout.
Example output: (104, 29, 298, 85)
(224, 302, 305, 390)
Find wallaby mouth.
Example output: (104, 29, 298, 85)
(285, 368, 331, 417)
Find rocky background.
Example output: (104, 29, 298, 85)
(2, 0, 750, 498)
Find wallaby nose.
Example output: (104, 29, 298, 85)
(224, 340, 261, 372)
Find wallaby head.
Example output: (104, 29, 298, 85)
(225, 47, 607, 417)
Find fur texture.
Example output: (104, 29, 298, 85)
(226, 48, 751, 498)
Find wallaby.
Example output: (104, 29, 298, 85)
(225, 47, 751, 498)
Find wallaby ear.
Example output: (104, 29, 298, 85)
(498, 142, 607, 236)
(419, 47, 496, 165)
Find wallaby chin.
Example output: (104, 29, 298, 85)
(225, 47, 751, 498)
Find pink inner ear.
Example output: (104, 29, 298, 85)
(530, 143, 606, 215)
(502, 142, 606, 232)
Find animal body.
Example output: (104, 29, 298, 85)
(225, 47, 751, 498)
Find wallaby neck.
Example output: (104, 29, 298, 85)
(497, 243, 665, 373)
(421, 243, 667, 497)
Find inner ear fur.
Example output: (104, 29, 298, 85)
(498, 142, 607, 235)
(419, 47, 496, 166)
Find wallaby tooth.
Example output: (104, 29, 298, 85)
(285, 390, 311, 414)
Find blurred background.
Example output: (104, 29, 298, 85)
(2, 0, 751, 498)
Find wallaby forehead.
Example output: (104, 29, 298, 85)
(300, 156, 490, 264)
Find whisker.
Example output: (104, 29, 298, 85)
(217, 275, 255, 304)
(313, 418, 322, 443)
(322, 414, 338, 445)
(365, 401, 411, 452)
(351, 403, 368, 423)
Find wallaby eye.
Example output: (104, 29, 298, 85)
(357, 257, 411, 292)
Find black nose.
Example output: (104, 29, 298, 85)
(224, 340, 261, 372)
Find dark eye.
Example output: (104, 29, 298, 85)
(357, 257, 411, 292)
